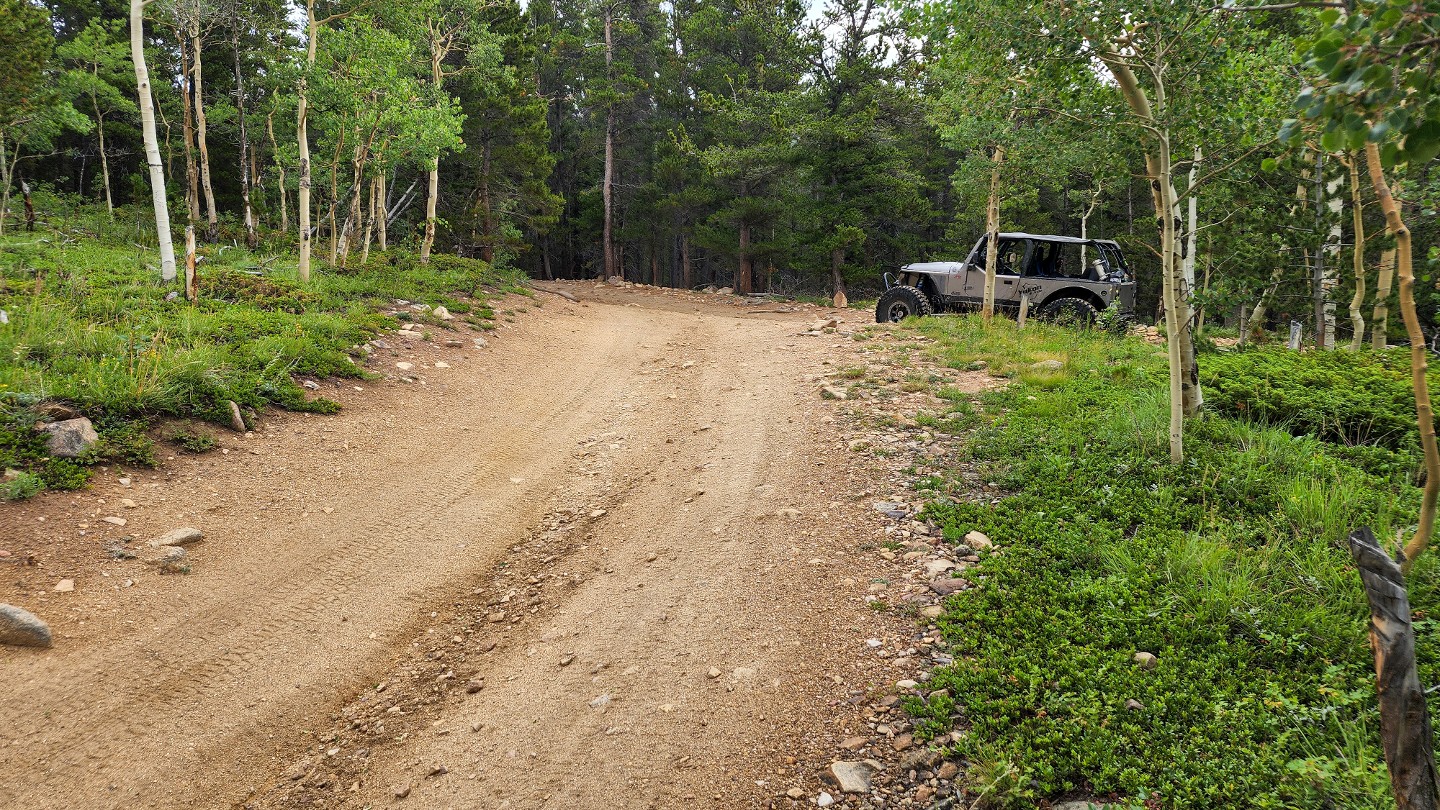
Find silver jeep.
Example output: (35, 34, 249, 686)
(875, 233, 1136, 323)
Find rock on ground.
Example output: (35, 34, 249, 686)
(149, 527, 205, 548)
(825, 760, 880, 794)
(43, 418, 99, 458)
(0, 604, 53, 648)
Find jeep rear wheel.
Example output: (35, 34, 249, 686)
(875, 285, 933, 323)
(1039, 296, 1099, 325)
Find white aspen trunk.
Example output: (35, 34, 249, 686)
(191, 25, 218, 242)
(131, 0, 177, 281)
(1183, 146, 1200, 301)
(1347, 154, 1366, 350)
(361, 177, 375, 264)
(296, 2, 319, 282)
(377, 171, 388, 251)
(1321, 155, 1344, 349)
(1098, 47, 1196, 461)
(420, 48, 444, 263)
(184, 224, 197, 301)
(234, 40, 256, 248)
(1374, 246, 1396, 349)
(267, 110, 288, 233)
(92, 94, 114, 216)
(982, 145, 1004, 320)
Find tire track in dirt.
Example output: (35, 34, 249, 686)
(0, 286, 903, 810)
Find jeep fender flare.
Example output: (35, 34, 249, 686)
(1038, 286, 1109, 313)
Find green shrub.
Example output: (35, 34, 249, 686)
(898, 316, 1425, 809)
(167, 427, 217, 453)
(2, 471, 44, 500)
(1202, 348, 1434, 450)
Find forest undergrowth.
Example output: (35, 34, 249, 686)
(0, 205, 529, 499)
(901, 315, 1440, 809)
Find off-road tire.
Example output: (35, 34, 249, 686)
(1038, 296, 1099, 326)
(875, 285, 933, 323)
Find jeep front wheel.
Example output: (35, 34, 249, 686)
(1039, 296, 1099, 325)
(875, 285, 933, 323)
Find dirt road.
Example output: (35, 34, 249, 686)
(0, 285, 903, 809)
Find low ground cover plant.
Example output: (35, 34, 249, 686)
(0, 222, 528, 495)
(903, 315, 1432, 809)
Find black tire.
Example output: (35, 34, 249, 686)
(1039, 296, 1099, 326)
(875, 285, 933, 323)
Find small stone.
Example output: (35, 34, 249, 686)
(102, 516, 127, 526)
(487, 611, 506, 623)
(227, 400, 247, 432)
(1133, 651, 1158, 669)
(892, 733, 913, 751)
(838, 736, 868, 751)
(817, 792, 835, 807)
(588, 693, 612, 709)
(42, 418, 99, 458)
(559, 653, 576, 667)
(928, 577, 968, 595)
(148, 527, 204, 548)
(393, 784, 411, 799)
(821, 385, 848, 401)
(396, 362, 415, 371)
(432, 306, 454, 320)
(920, 605, 944, 619)
(937, 761, 960, 781)
(0, 604, 53, 648)
(427, 764, 448, 777)
(1032, 359, 1065, 371)
(915, 785, 935, 803)
(707, 667, 722, 679)
(146, 546, 189, 573)
(896, 679, 919, 689)
(824, 761, 879, 794)
(962, 530, 992, 550)
(434, 361, 450, 369)
(121, 498, 137, 508)
(302, 380, 320, 390)
(1125, 698, 1145, 711)
(924, 558, 955, 577)
(902, 749, 942, 771)
(786, 787, 804, 799)
(472, 337, 488, 348)
(465, 679, 484, 694)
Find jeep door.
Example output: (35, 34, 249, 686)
(960, 237, 1028, 304)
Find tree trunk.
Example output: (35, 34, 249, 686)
(737, 219, 752, 294)
(192, 25, 218, 242)
(377, 171, 388, 251)
(131, 0, 177, 281)
(831, 247, 847, 301)
(982, 145, 1004, 320)
(681, 232, 691, 289)
(0, 134, 12, 237)
(184, 224, 198, 301)
(296, 2, 319, 282)
(1183, 147, 1200, 308)
(361, 177, 376, 265)
(20, 178, 34, 231)
(267, 110, 288, 233)
(420, 47, 444, 263)
(234, 40, 257, 249)
(1318, 153, 1343, 350)
(1374, 246, 1396, 349)
(1366, 144, 1437, 570)
(177, 32, 200, 226)
(1348, 526, 1440, 809)
(1347, 153, 1366, 350)
(92, 95, 113, 216)
(479, 142, 494, 262)
(602, 8, 617, 280)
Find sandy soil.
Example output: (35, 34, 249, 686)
(0, 283, 918, 809)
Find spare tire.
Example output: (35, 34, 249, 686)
(875, 285, 933, 323)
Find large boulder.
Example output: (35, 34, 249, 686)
(0, 604, 53, 648)
(43, 418, 99, 458)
